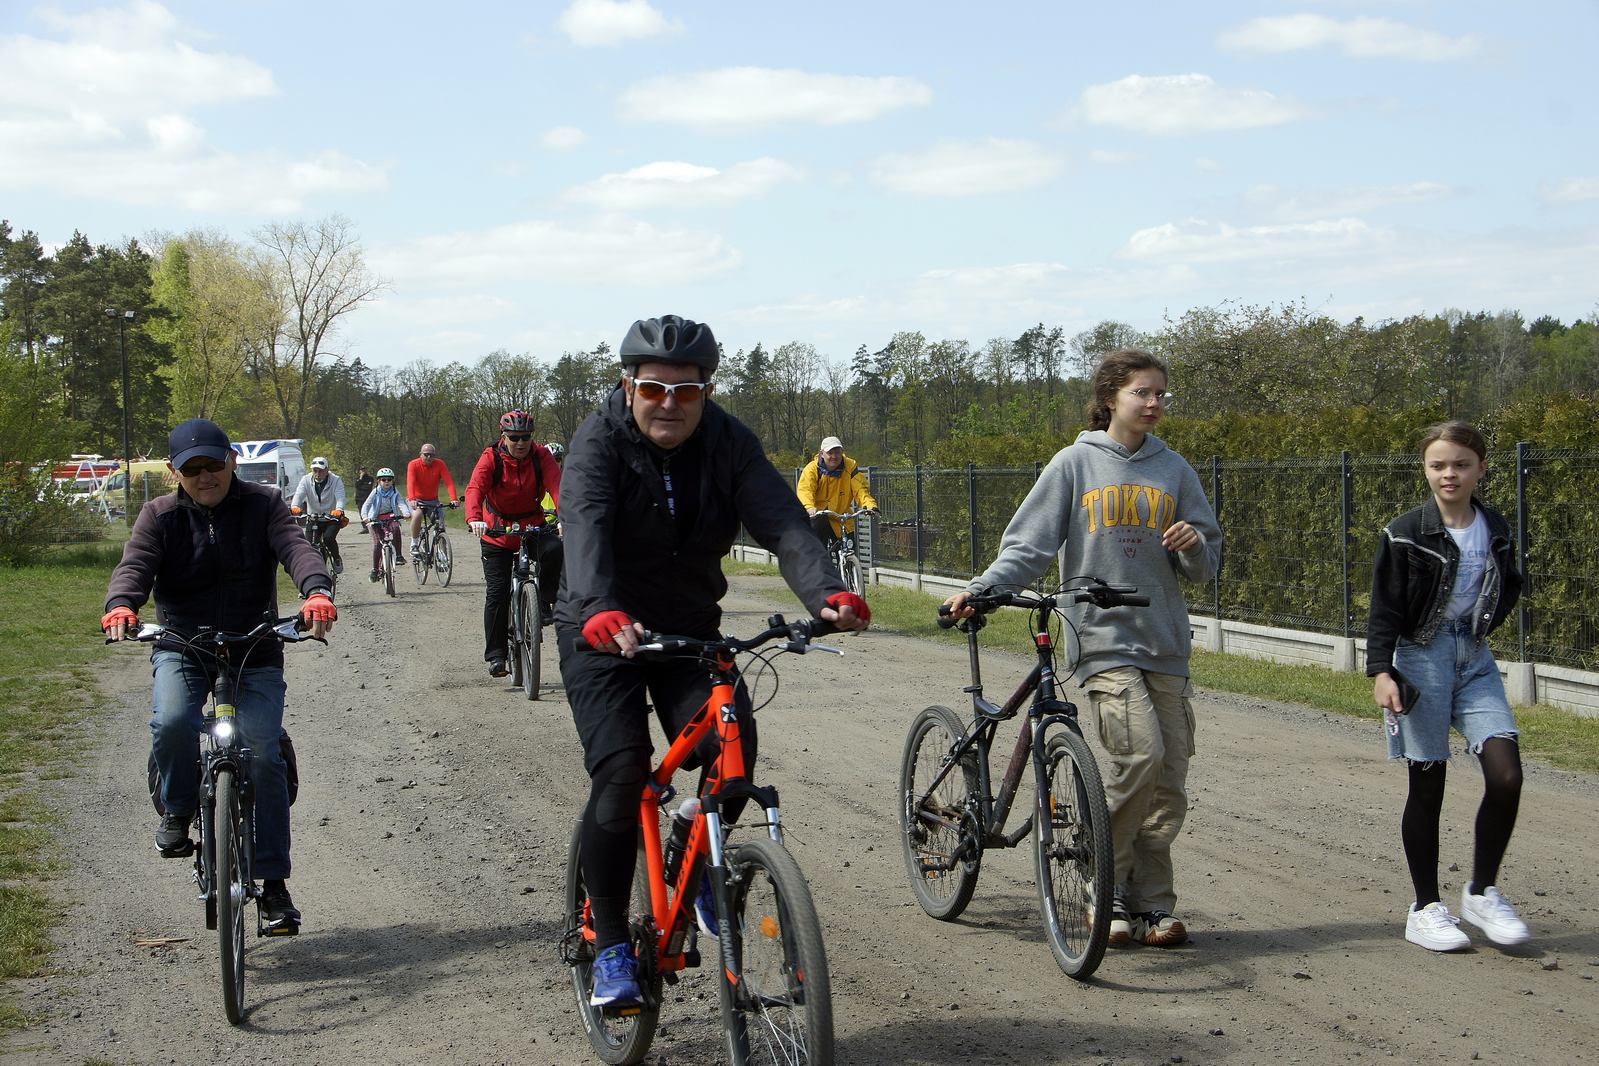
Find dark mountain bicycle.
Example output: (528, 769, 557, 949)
(561, 614, 840, 1066)
(412, 500, 456, 587)
(292, 512, 342, 598)
(119, 615, 324, 1024)
(812, 508, 871, 594)
(489, 513, 559, 700)
(899, 579, 1146, 981)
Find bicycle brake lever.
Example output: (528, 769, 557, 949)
(805, 642, 844, 656)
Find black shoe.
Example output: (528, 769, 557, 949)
(156, 811, 194, 856)
(260, 879, 301, 934)
(489, 659, 509, 678)
(369, 569, 381, 582)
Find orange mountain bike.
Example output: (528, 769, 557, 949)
(561, 614, 839, 1066)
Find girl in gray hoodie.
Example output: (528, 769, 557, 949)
(946, 349, 1221, 948)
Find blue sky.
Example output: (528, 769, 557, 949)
(3, 0, 1596, 371)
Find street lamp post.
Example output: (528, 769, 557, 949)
(103, 308, 136, 523)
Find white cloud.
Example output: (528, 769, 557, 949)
(376, 215, 741, 288)
(1088, 148, 1137, 165)
(566, 157, 802, 211)
(540, 125, 588, 150)
(1247, 181, 1452, 221)
(868, 139, 1063, 197)
(1542, 177, 1599, 205)
(1219, 14, 1481, 61)
(1080, 74, 1303, 135)
(557, 0, 680, 46)
(0, 0, 384, 213)
(619, 67, 932, 129)
(1119, 217, 1384, 263)
(1194, 157, 1222, 172)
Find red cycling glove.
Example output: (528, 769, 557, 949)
(101, 606, 138, 632)
(583, 610, 634, 649)
(300, 592, 337, 625)
(825, 591, 870, 624)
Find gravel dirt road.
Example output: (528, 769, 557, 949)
(7, 569, 1599, 1065)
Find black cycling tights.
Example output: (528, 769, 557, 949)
(1401, 736, 1522, 905)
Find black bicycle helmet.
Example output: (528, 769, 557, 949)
(619, 315, 719, 374)
(500, 409, 534, 433)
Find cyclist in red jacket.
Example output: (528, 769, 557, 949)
(465, 410, 563, 678)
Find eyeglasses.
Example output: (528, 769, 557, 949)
(631, 378, 708, 403)
(504, 434, 532, 443)
(420, 452, 436, 458)
(378, 476, 395, 482)
(1122, 387, 1175, 406)
(178, 458, 228, 477)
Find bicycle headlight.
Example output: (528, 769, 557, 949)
(212, 717, 236, 743)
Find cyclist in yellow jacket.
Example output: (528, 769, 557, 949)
(796, 435, 877, 545)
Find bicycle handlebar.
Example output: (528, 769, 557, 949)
(635, 613, 843, 659)
(115, 616, 324, 646)
(814, 507, 874, 520)
(936, 580, 1150, 628)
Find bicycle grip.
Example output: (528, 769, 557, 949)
(936, 604, 959, 629)
(1119, 595, 1150, 607)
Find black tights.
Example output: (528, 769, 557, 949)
(1401, 736, 1522, 905)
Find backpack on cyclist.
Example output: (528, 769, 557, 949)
(482, 441, 546, 524)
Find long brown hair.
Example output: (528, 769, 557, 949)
(1420, 420, 1487, 461)
(1085, 349, 1168, 431)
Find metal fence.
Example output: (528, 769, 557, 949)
(764, 448, 1599, 671)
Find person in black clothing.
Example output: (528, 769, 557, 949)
(556, 314, 870, 1008)
(354, 466, 375, 507)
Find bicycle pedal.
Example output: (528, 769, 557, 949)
(260, 919, 301, 937)
(601, 1001, 644, 1018)
(158, 841, 195, 858)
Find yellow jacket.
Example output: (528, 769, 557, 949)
(796, 454, 877, 537)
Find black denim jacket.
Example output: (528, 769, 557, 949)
(1365, 496, 1522, 678)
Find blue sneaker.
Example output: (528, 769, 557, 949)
(695, 874, 718, 940)
(589, 943, 641, 1007)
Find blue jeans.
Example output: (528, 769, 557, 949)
(1388, 618, 1518, 764)
(150, 651, 292, 879)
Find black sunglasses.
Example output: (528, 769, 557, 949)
(504, 433, 532, 442)
(178, 457, 228, 477)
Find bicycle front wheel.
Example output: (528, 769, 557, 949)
(839, 553, 863, 595)
(383, 542, 396, 597)
(434, 532, 453, 587)
(215, 770, 247, 1024)
(898, 705, 982, 920)
(519, 581, 542, 700)
(564, 822, 659, 1065)
(323, 547, 339, 599)
(1035, 728, 1113, 980)
(718, 837, 833, 1066)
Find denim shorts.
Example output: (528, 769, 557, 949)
(1388, 618, 1519, 764)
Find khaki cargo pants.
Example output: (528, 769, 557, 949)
(1084, 666, 1196, 915)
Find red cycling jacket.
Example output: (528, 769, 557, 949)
(465, 442, 561, 552)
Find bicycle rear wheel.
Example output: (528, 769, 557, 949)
(519, 581, 542, 700)
(215, 770, 247, 1024)
(716, 837, 833, 1066)
(1035, 728, 1113, 980)
(898, 705, 982, 920)
(564, 821, 659, 1065)
(383, 542, 396, 597)
(434, 532, 453, 587)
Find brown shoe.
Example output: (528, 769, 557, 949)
(1136, 911, 1187, 947)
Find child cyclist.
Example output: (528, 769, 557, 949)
(359, 468, 413, 582)
(943, 348, 1221, 948)
(1367, 420, 1529, 952)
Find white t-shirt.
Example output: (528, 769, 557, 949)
(1444, 508, 1490, 620)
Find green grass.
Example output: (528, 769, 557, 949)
(832, 575, 1599, 776)
(0, 552, 120, 1030)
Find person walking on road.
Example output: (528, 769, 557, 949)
(1367, 420, 1530, 953)
(942, 348, 1221, 949)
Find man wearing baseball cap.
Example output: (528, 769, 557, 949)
(101, 418, 337, 935)
(797, 435, 878, 545)
(290, 456, 348, 574)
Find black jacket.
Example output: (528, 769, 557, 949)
(104, 476, 332, 669)
(1365, 496, 1522, 678)
(555, 386, 844, 637)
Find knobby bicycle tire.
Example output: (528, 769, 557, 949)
(434, 532, 453, 587)
(1035, 728, 1114, 980)
(520, 581, 542, 700)
(564, 821, 660, 1065)
(414, 540, 430, 584)
(383, 542, 396, 598)
(717, 837, 834, 1066)
(215, 770, 247, 1024)
(323, 545, 340, 599)
(898, 705, 982, 920)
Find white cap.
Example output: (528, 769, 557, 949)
(819, 436, 843, 452)
(310, 456, 329, 469)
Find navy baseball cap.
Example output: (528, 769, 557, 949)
(169, 419, 232, 469)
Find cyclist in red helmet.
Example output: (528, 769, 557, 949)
(465, 409, 563, 678)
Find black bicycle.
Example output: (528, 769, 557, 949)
(490, 514, 559, 700)
(899, 579, 1145, 980)
(293, 512, 342, 597)
(813, 508, 871, 594)
(121, 615, 323, 1024)
(413, 500, 456, 587)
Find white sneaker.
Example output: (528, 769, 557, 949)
(1460, 885, 1530, 946)
(1405, 901, 1471, 952)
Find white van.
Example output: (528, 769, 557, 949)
(232, 439, 307, 502)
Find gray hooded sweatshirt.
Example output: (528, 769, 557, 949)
(966, 430, 1221, 679)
